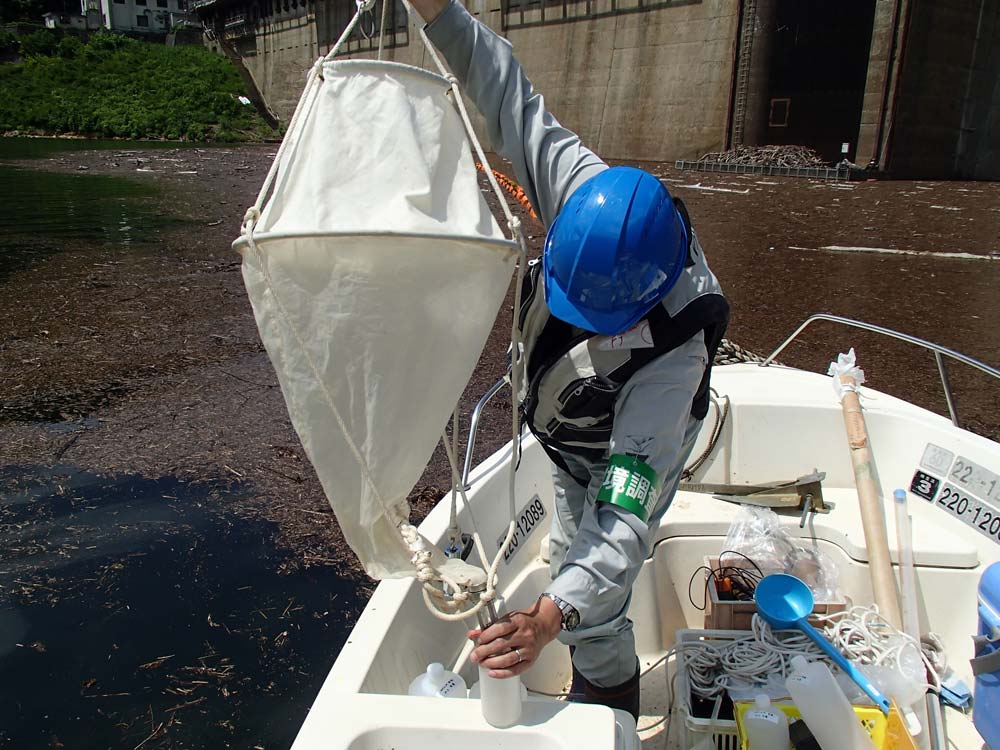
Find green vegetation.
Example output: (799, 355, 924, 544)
(0, 29, 19, 54)
(0, 30, 277, 141)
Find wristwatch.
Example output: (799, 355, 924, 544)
(541, 592, 580, 631)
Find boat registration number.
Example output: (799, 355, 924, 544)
(497, 494, 547, 565)
(930, 484, 1000, 545)
(911, 442, 1000, 546)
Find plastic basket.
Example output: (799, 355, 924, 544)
(673, 629, 751, 750)
(672, 629, 887, 750)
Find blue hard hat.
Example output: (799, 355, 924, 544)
(543, 166, 688, 336)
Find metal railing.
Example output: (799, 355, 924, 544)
(674, 160, 855, 181)
(460, 377, 507, 490)
(460, 315, 1000, 488)
(761, 314, 1000, 429)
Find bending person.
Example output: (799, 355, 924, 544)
(407, 0, 729, 720)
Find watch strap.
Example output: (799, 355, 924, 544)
(542, 592, 580, 631)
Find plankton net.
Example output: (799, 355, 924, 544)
(234, 4, 527, 618)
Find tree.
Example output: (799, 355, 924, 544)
(20, 29, 58, 57)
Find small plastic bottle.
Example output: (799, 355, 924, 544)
(478, 664, 522, 727)
(785, 656, 872, 750)
(742, 694, 790, 749)
(407, 662, 468, 698)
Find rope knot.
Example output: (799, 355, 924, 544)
(242, 207, 260, 233)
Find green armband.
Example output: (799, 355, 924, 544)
(596, 454, 661, 522)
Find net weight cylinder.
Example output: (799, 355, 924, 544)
(476, 602, 523, 728)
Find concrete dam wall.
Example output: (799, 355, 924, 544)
(205, 0, 1000, 179)
(212, 0, 741, 163)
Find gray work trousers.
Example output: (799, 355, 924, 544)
(547, 411, 703, 687)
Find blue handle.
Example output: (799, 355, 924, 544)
(799, 619, 891, 715)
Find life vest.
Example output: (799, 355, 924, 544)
(516, 199, 729, 479)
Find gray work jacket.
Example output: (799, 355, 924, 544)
(426, 0, 728, 626)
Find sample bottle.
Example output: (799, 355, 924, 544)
(408, 662, 468, 698)
(742, 694, 791, 749)
(478, 664, 522, 727)
(785, 656, 873, 750)
(474, 600, 523, 728)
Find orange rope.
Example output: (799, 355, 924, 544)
(476, 162, 539, 223)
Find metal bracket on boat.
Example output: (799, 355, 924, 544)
(443, 532, 475, 561)
(689, 470, 829, 524)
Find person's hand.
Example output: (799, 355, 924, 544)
(468, 596, 562, 678)
(407, 0, 450, 23)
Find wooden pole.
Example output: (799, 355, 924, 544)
(839, 374, 903, 629)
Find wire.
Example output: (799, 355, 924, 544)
(686, 551, 765, 611)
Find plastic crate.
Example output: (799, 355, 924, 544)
(673, 629, 752, 750)
(672, 629, 886, 750)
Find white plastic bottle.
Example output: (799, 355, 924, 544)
(468, 678, 528, 701)
(785, 656, 873, 750)
(742, 694, 790, 749)
(478, 665, 522, 727)
(408, 662, 468, 698)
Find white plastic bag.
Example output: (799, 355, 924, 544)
(722, 506, 840, 602)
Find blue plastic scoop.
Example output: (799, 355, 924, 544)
(754, 573, 891, 715)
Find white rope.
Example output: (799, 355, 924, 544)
(439, 428, 490, 566)
(401, 20, 527, 623)
(811, 605, 941, 692)
(445, 411, 461, 549)
(414, 422, 496, 623)
(669, 606, 940, 703)
(324, 1, 368, 62)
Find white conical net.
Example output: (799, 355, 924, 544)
(236, 60, 518, 579)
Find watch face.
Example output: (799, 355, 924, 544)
(564, 609, 580, 631)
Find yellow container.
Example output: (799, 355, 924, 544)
(734, 700, 887, 750)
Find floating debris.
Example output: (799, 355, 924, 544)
(675, 183, 751, 195)
(696, 145, 828, 168)
(787, 245, 1000, 261)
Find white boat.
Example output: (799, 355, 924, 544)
(287, 315, 1000, 750)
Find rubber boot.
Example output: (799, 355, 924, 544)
(569, 659, 640, 721)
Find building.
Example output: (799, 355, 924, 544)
(91, 0, 198, 33)
(192, 0, 1000, 179)
(43, 11, 90, 29)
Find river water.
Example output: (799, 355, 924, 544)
(2, 137, 1000, 749)
(0, 139, 367, 749)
